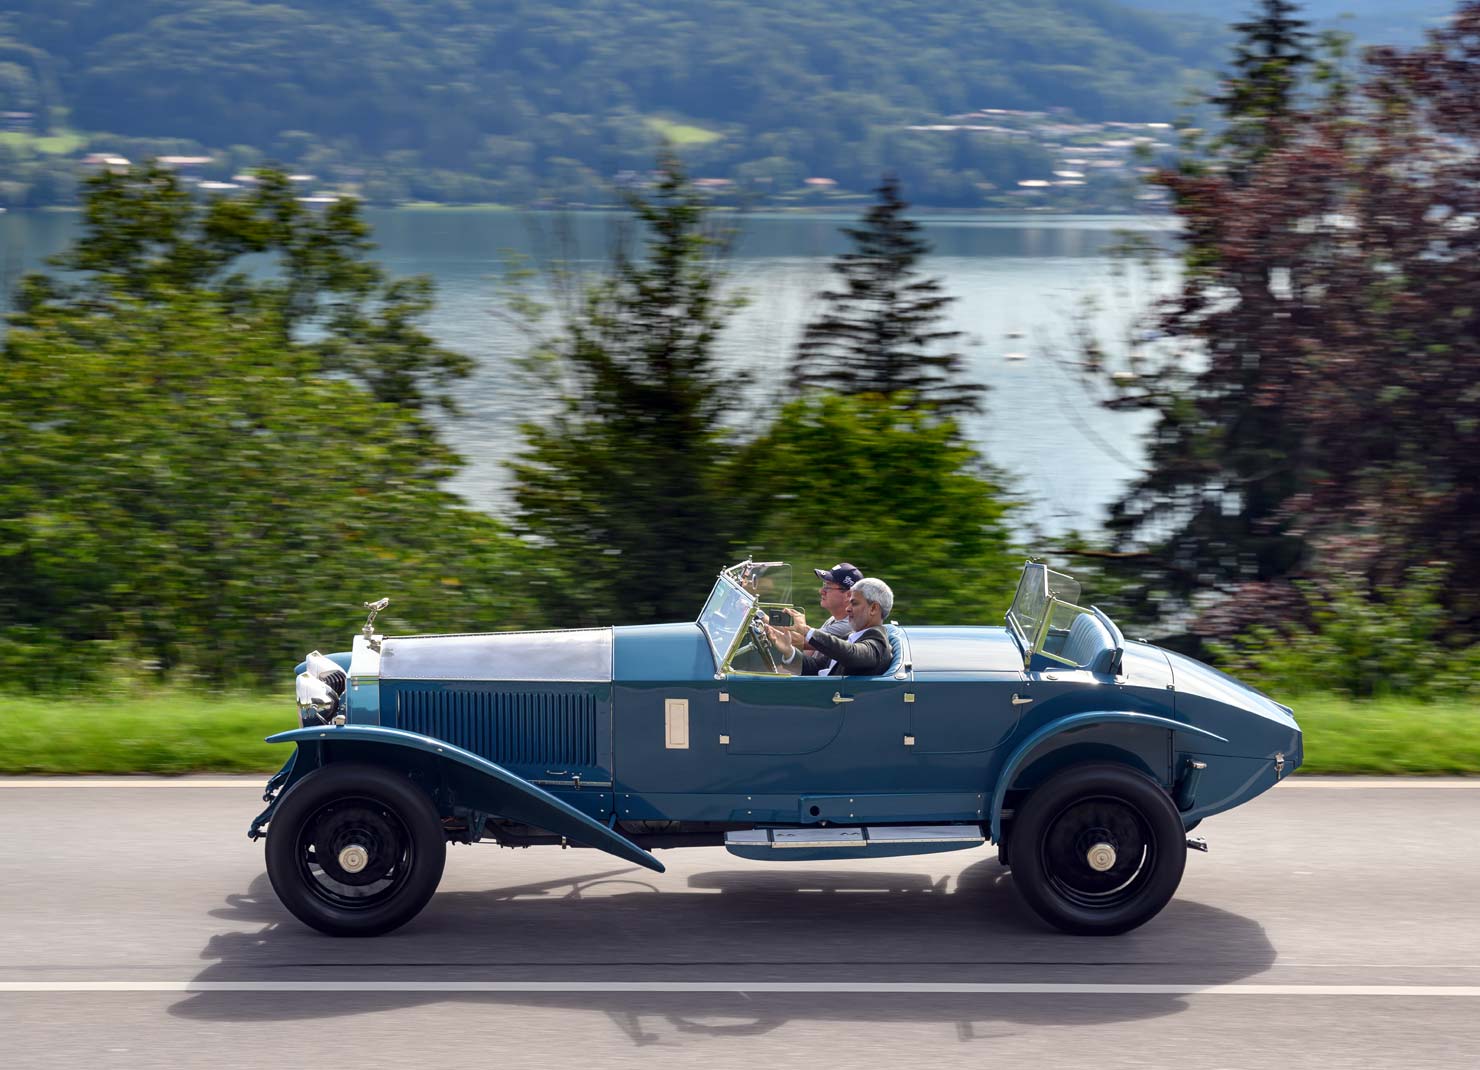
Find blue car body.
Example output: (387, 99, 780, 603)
(254, 561, 1301, 935)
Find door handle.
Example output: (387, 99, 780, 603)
(832, 692, 854, 704)
(1011, 693, 1033, 706)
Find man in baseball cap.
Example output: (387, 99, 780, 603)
(810, 563, 863, 641)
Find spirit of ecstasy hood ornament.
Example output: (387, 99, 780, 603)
(362, 597, 390, 639)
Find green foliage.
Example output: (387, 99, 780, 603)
(0, 0, 1221, 207)
(1211, 567, 1480, 700)
(1210, 0, 1314, 172)
(0, 164, 530, 687)
(794, 177, 984, 415)
(509, 156, 748, 626)
(730, 393, 1021, 624)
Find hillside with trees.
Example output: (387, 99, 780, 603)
(0, 0, 1221, 207)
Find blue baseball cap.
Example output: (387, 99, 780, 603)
(813, 563, 863, 589)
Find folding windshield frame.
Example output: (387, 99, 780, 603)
(697, 571, 756, 676)
(1007, 564, 1077, 649)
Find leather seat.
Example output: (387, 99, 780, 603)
(1060, 612, 1113, 669)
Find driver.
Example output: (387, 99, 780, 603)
(766, 577, 894, 677)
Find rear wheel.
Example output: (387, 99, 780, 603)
(1010, 764, 1185, 936)
(265, 763, 446, 936)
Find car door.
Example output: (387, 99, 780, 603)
(904, 672, 1025, 754)
(722, 674, 844, 755)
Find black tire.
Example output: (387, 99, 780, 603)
(265, 763, 447, 937)
(1010, 764, 1186, 936)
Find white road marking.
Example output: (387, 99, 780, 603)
(3, 981, 1480, 995)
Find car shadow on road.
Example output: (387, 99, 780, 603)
(171, 855, 1277, 1044)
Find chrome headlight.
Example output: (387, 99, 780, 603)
(296, 650, 347, 725)
(295, 672, 338, 724)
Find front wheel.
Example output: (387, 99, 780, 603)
(265, 763, 447, 936)
(1010, 764, 1186, 936)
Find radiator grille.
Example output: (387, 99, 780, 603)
(395, 689, 598, 767)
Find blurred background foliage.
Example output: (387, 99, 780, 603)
(3, 1, 1480, 710)
(0, 0, 1218, 208)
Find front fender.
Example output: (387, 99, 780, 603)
(263, 725, 664, 874)
(989, 712, 1228, 842)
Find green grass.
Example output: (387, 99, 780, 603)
(1288, 693, 1480, 775)
(645, 117, 723, 146)
(1, 690, 1477, 776)
(3, 691, 291, 775)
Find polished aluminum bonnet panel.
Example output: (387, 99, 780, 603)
(378, 628, 613, 682)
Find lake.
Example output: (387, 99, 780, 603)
(0, 208, 1179, 535)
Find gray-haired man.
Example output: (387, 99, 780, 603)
(767, 577, 895, 677)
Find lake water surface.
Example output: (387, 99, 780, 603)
(1, 209, 1179, 534)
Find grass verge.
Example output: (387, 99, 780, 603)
(4, 692, 291, 774)
(1288, 693, 1480, 775)
(1, 690, 1477, 776)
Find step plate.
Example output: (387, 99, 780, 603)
(725, 824, 984, 858)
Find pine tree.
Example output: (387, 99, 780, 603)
(792, 176, 983, 415)
(510, 154, 746, 626)
(1211, 0, 1314, 176)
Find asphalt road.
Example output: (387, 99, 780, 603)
(2, 777, 1479, 1069)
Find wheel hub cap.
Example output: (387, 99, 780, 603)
(338, 844, 370, 874)
(1086, 842, 1117, 872)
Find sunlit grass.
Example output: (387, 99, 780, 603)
(1, 690, 1476, 776)
(645, 117, 723, 146)
(4, 691, 291, 774)
(1289, 693, 1480, 775)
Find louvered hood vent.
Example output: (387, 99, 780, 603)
(395, 689, 598, 767)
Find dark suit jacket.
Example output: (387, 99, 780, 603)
(801, 624, 892, 677)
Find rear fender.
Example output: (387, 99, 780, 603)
(260, 725, 663, 873)
(989, 712, 1227, 842)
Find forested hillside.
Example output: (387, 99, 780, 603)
(0, 0, 1220, 207)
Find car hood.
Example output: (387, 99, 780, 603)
(377, 628, 613, 682)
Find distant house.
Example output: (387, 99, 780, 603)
(157, 155, 215, 182)
(804, 177, 836, 188)
(82, 153, 131, 172)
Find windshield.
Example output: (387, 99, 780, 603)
(1007, 562, 1081, 652)
(698, 574, 756, 669)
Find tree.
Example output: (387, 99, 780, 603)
(1088, 2, 1480, 642)
(508, 155, 747, 626)
(729, 393, 1020, 623)
(1210, 0, 1314, 176)
(14, 163, 471, 415)
(792, 176, 984, 415)
(0, 165, 526, 687)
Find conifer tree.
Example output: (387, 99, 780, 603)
(1211, 0, 1314, 176)
(510, 154, 746, 626)
(792, 176, 982, 415)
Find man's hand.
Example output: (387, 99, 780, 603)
(784, 608, 815, 650)
(764, 622, 795, 659)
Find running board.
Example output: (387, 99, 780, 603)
(725, 824, 985, 861)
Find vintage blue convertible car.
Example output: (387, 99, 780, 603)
(251, 561, 1301, 938)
